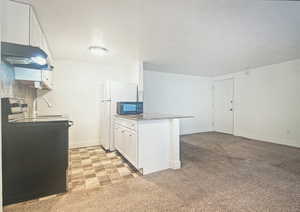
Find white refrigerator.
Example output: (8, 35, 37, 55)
(100, 81, 137, 151)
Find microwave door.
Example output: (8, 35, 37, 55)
(118, 102, 142, 115)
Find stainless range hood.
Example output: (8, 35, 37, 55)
(1, 42, 53, 70)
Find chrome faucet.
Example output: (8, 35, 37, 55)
(32, 96, 52, 118)
(42, 96, 52, 108)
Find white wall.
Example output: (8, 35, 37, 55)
(214, 59, 300, 148)
(37, 59, 138, 148)
(143, 70, 212, 135)
(35, 57, 299, 149)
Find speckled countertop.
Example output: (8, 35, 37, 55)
(115, 113, 193, 121)
(9, 116, 69, 123)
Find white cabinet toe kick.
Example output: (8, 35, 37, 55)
(113, 114, 191, 175)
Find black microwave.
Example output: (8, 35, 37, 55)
(117, 102, 143, 115)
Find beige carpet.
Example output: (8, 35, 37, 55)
(5, 132, 300, 212)
(4, 178, 184, 212)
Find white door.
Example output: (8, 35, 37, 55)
(213, 79, 234, 134)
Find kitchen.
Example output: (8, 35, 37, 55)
(0, 0, 191, 207)
(1, 0, 300, 212)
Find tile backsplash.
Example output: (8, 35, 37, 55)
(0, 62, 36, 116)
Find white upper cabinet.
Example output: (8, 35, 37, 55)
(29, 8, 43, 47)
(3, 1, 53, 61)
(3, 0, 30, 45)
(4, 0, 54, 90)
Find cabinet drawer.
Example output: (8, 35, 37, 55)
(114, 118, 137, 131)
(127, 121, 137, 131)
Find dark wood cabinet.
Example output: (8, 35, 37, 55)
(2, 121, 69, 205)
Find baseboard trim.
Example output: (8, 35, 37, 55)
(170, 160, 181, 169)
(181, 130, 212, 136)
(235, 132, 300, 148)
(182, 131, 299, 149)
(70, 139, 101, 149)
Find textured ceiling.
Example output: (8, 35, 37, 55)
(31, 0, 300, 76)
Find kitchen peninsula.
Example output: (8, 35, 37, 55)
(114, 114, 192, 175)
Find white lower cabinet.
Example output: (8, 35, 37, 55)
(114, 116, 181, 175)
(124, 130, 137, 167)
(114, 122, 138, 168)
(114, 118, 138, 168)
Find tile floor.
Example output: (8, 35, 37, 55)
(68, 146, 140, 191)
(5, 146, 140, 208)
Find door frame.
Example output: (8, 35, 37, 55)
(212, 77, 235, 135)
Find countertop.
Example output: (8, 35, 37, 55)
(9, 116, 70, 124)
(115, 113, 193, 121)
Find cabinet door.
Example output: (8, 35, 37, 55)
(126, 131, 137, 167)
(119, 128, 127, 156)
(30, 8, 43, 47)
(114, 125, 137, 168)
(114, 125, 123, 153)
(117, 127, 130, 159)
(123, 130, 130, 160)
(4, 1, 30, 45)
(114, 126, 120, 150)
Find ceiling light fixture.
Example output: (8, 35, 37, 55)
(88, 46, 109, 56)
